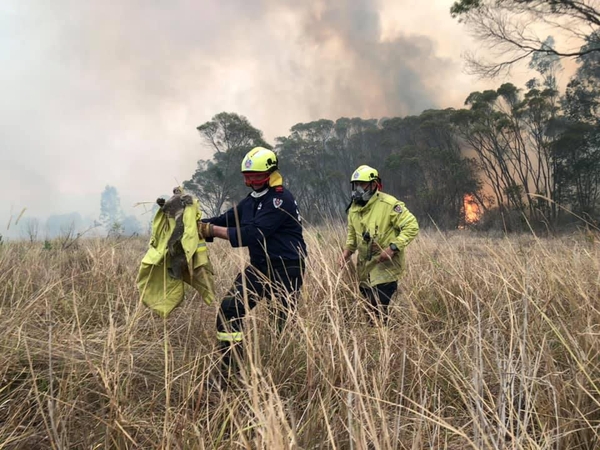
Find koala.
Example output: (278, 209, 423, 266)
(156, 187, 194, 280)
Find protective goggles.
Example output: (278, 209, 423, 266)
(243, 171, 271, 186)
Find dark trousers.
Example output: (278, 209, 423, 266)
(359, 281, 398, 323)
(217, 259, 304, 341)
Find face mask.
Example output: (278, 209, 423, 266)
(351, 184, 374, 205)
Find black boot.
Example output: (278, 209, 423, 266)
(216, 341, 244, 389)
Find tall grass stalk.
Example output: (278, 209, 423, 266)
(1, 228, 599, 449)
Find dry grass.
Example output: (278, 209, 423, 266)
(0, 227, 599, 449)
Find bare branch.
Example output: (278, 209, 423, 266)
(454, 0, 600, 77)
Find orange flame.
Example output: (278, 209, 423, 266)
(464, 194, 481, 224)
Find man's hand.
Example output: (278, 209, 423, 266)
(377, 246, 395, 263)
(338, 249, 354, 269)
(197, 221, 214, 239)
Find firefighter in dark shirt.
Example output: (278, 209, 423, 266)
(198, 147, 307, 381)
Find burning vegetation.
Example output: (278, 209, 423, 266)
(463, 194, 482, 225)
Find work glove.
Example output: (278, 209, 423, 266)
(197, 221, 214, 239)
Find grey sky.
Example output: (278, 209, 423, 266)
(1, 0, 536, 236)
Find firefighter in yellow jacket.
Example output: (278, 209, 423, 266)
(339, 165, 419, 322)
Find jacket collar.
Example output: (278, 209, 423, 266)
(250, 187, 270, 198)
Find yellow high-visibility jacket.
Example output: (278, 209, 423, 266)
(136, 198, 215, 317)
(345, 191, 419, 287)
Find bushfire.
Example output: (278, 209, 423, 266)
(463, 194, 481, 224)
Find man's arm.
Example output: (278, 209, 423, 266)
(204, 207, 236, 227)
(198, 205, 237, 241)
(200, 195, 290, 247)
(390, 202, 419, 250)
(339, 214, 357, 268)
(376, 202, 418, 263)
(225, 196, 290, 247)
(211, 224, 229, 240)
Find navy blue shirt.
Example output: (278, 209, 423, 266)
(206, 186, 307, 265)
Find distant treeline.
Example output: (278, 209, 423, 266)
(185, 41, 599, 230)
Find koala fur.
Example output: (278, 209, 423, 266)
(156, 187, 194, 279)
